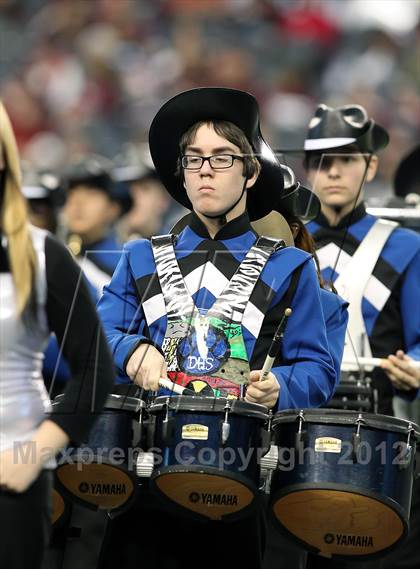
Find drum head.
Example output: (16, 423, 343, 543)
(56, 462, 135, 510)
(272, 409, 420, 438)
(149, 395, 268, 421)
(271, 487, 405, 558)
(152, 467, 256, 521)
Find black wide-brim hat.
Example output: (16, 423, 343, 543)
(275, 165, 320, 222)
(149, 87, 284, 221)
(278, 104, 389, 155)
(64, 156, 113, 197)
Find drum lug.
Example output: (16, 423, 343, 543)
(295, 410, 307, 450)
(352, 433, 361, 463)
(162, 417, 175, 447)
(352, 414, 366, 463)
(220, 401, 232, 445)
(260, 428, 272, 457)
(397, 424, 415, 471)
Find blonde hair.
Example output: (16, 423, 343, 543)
(0, 102, 37, 316)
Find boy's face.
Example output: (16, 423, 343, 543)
(64, 185, 119, 237)
(183, 123, 257, 218)
(306, 150, 378, 211)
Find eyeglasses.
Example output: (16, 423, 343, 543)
(181, 154, 244, 170)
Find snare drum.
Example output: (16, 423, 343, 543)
(269, 409, 419, 560)
(54, 391, 144, 512)
(147, 396, 269, 521)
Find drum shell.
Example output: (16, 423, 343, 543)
(271, 421, 414, 513)
(152, 409, 264, 484)
(54, 394, 144, 511)
(269, 410, 419, 559)
(148, 396, 268, 520)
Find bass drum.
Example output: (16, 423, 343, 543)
(269, 409, 419, 560)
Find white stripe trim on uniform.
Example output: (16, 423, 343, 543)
(184, 262, 229, 299)
(78, 257, 111, 297)
(317, 242, 352, 274)
(304, 137, 356, 151)
(142, 293, 166, 326)
(317, 242, 392, 312)
(363, 274, 391, 312)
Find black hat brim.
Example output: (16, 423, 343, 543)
(149, 88, 284, 221)
(277, 122, 389, 155)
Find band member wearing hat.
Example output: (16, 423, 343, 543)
(276, 166, 349, 382)
(257, 166, 348, 569)
(22, 169, 64, 234)
(97, 88, 336, 569)
(42, 160, 122, 398)
(303, 104, 420, 411)
(0, 103, 114, 568)
(112, 145, 171, 241)
(64, 157, 122, 299)
(301, 105, 420, 568)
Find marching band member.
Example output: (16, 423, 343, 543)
(301, 104, 420, 568)
(303, 104, 420, 413)
(96, 87, 336, 569)
(63, 158, 122, 299)
(257, 166, 348, 569)
(0, 103, 114, 569)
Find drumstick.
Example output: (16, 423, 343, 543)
(159, 378, 195, 395)
(342, 357, 420, 370)
(260, 308, 292, 381)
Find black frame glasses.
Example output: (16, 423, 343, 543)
(181, 154, 244, 170)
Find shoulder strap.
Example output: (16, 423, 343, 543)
(277, 263, 304, 316)
(335, 218, 398, 365)
(334, 218, 398, 303)
(151, 234, 195, 322)
(208, 236, 285, 324)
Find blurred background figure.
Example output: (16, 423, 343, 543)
(21, 168, 64, 234)
(393, 145, 420, 202)
(0, 0, 417, 208)
(112, 143, 173, 240)
(63, 156, 122, 296)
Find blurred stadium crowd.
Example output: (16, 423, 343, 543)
(0, 0, 419, 233)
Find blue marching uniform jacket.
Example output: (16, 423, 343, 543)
(97, 212, 337, 410)
(308, 203, 420, 405)
(320, 288, 349, 381)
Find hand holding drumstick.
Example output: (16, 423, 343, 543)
(245, 309, 292, 409)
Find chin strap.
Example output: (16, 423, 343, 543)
(201, 177, 248, 222)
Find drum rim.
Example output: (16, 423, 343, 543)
(53, 393, 145, 413)
(149, 395, 268, 420)
(272, 409, 420, 437)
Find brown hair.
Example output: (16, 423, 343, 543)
(0, 102, 37, 316)
(287, 215, 325, 288)
(177, 120, 261, 179)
